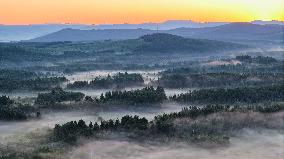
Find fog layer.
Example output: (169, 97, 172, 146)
(69, 130, 284, 159)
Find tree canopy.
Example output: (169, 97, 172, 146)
(0, 95, 39, 120)
(67, 72, 144, 89)
(96, 86, 167, 105)
(35, 87, 85, 105)
(170, 85, 284, 104)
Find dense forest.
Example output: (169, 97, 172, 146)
(54, 103, 283, 143)
(236, 55, 278, 64)
(54, 115, 149, 142)
(158, 72, 283, 88)
(0, 69, 67, 91)
(200, 63, 284, 74)
(0, 69, 38, 80)
(134, 33, 245, 53)
(170, 85, 284, 104)
(161, 55, 283, 75)
(35, 87, 85, 105)
(0, 96, 39, 120)
(156, 56, 283, 89)
(0, 76, 67, 91)
(67, 72, 144, 89)
(93, 86, 167, 105)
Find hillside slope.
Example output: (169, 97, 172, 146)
(134, 33, 245, 53)
(169, 23, 284, 41)
(28, 23, 283, 43)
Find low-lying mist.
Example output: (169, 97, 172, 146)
(0, 102, 184, 141)
(69, 130, 284, 159)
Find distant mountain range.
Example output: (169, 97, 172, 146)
(28, 23, 284, 43)
(0, 24, 95, 42)
(168, 23, 284, 42)
(0, 20, 283, 42)
(251, 20, 284, 25)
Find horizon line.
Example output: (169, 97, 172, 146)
(0, 19, 283, 26)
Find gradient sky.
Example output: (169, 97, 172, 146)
(0, 0, 283, 25)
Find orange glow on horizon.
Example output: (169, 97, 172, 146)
(0, 0, 283, 25)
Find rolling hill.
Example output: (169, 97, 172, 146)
(168, 23, 284, 41)
(28, 23, 284, 43)
(134, 33, 245, 53)
(0, 20, 228, 42)
(28, 28, 154, 42)
(1, 33, 246, 64)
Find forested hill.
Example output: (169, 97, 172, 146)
(134, 33, 245, 53)
(28, 23, 283, 43)
(1, 34, 246, 63)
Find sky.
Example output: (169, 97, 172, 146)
(0, 0, 283, 25)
